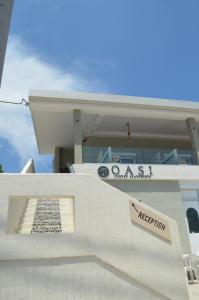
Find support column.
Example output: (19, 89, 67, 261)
(186, 118, 199, 164)
(73, 110, 82, 164)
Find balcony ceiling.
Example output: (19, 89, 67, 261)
(29, 90, 199, 154)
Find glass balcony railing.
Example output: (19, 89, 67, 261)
(83, 146, 196, 165)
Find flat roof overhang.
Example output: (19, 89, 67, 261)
(0, 0, 14, 85)
(29, 90, 199, 154)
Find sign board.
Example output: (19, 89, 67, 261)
(73, 163, 199, 181)
(97, 165, 153, 179)
(129, 201, 171, 242)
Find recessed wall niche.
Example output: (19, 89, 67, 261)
(7, 196, 75, 234)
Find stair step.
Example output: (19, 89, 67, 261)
(60, 219, 74, 223)
(26, 204, 37, 209)
(62, 225, 74, 229)
(20, 222, 34, 227)
(24, 209, 36, 214)
(20, 224, 34, 230)
(21, 220, 34, 225)
(28, 199, 38, 203)
(24, 214, 35, 218)
(61, 228, 74, 232)
(23, 215, 35, 220)
(60, 211, 74, 215)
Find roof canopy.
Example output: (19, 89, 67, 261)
(29, 90, 199, 154)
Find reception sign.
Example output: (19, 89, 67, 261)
(129, 201, 171, 242)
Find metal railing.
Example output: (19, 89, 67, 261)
(83, 146, 196, 165)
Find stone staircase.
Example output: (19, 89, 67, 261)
(19, 198, 74, 234)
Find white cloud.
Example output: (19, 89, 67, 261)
(0, 36, 105, 171)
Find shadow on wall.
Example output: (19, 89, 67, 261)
(0, 256, 170, 300)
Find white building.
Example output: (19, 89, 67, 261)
(30, 89, 199, 254)
(2, 89, 199, 299)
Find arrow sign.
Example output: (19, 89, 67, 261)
(131, 202, 139, 213)
(129, 200, 171, 242)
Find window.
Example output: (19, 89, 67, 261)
(186, 208, 199, 233)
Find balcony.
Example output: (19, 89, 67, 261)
(83, 146, 196, 165)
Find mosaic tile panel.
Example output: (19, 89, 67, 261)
(32, 199, 62, 233)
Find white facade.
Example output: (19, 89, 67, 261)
(0, 173, 189, 299)
(3, 90, 199, 299)
(29, 89, 199, 253)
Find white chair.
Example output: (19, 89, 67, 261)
(183, 254, 199, 283)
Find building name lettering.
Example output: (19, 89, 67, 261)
(98, 165, 153, 179)
(112, 165, 153, 179)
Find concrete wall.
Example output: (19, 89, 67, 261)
(0, 174, 189, 300)
(109, 180, 191, 253)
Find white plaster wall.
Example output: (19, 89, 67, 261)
(109, 180, 191, 253)
(188, 233, 199, 253)
(0, 174, 189, 300)
(0, 258, 165, 300)
(180, 180, 199, 253)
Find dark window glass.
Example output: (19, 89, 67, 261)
(186, 208, 199, 233)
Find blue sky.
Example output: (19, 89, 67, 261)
(1, 0, 199, 172)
